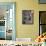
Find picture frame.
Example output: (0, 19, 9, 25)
(39, 0, 46, 4)
(22, 10, 34, 24)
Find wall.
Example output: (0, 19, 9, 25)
(16, 0, 39, 40)
(0, 0, 46, 41)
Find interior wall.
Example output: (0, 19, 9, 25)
(0, 0, 46, 40)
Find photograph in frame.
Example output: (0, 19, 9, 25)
(22, 10, 34, 24)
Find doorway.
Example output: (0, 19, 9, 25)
(0, 2, 16, 40)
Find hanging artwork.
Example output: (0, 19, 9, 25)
(22, 10, 34, 24)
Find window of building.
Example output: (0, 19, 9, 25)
(39, 11, 46, 35)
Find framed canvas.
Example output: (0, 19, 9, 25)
(22, 10, 34, 24)
(39, 0, 46, 4)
